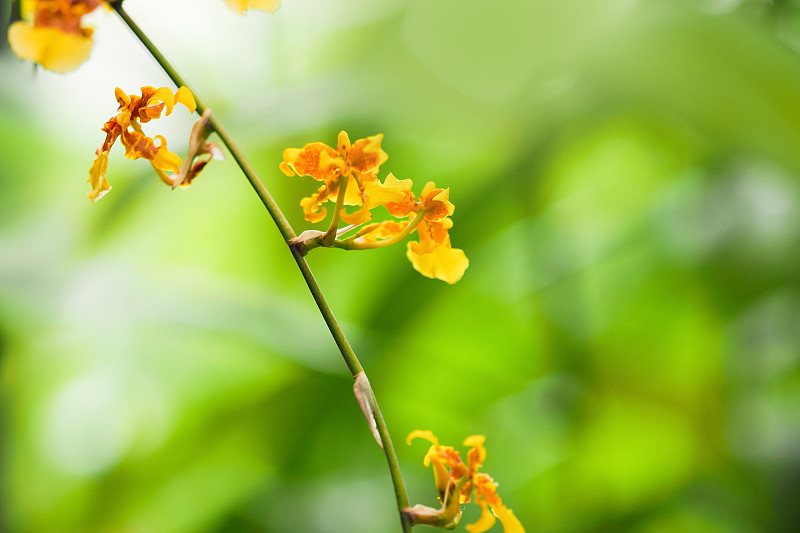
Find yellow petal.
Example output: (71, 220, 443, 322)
(406, 241, 469, 284)
(383, 173, 413, 194)
(114, 88, 131, 108)
(87, 150, 111, 202)
(146, 87, 175, 117)
(380, 173, 417, 217)
(464, 435, 487, 465)
(411, 221, 436, 251)
(224, 0, 281, 14)
(343, 176, 363, 205)
(431, 455, 453, 501)
(363, 175, 407, 206)
(300, 185, 332, 223)
(465, 495, 496, 533)
(174, 86, 197, 113)
(279, 160, 295, 176)
(139, 101, 166, 121)
(425, 187, 455, 220)
(151, 165, 175, 187)
(8, 23, 93, 73)
(348, 133, 388, 175)
(407, 430, 439, 447)
(151, 136, 182, 172)
(340, 203, 372, 225)
(337, 130, 352, 155)
(281, 142, 339, 181)
(471, 474, 525, 533)
(429, 218, 454, 244)
(492, 504, 525, 533)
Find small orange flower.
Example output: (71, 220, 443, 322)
(88, 86, 197, 202)
(406, 430, 524, 533)
(280, 131, 390, 224)
(280, 132, 468, 283)
(355, 181, 468, 284)
(8, 0, 104, 73)
(405, 182, 468, 284)
(223, 0, 281, 14)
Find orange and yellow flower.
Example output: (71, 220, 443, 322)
(406, 431, 524, 533)
(224, 0, 281, 14)
(8, 0, 104, 73)
(380, 180, 467, 284)
(280, 131, 390, 224)
(9, 1, 280, 73)
(281, 132, 469, 283)
(88, 86, 197, 202)
(352, 180, 468, 284)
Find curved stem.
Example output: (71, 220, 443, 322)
(336, 209, 425, 250)
(290, 247, 362, 376)
(372, 395, 413, 529)
(323, 174, 349, 246)
(111, 1, 295, 242)
(111, 3, 411, 531)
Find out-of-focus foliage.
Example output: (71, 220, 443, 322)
(1, 0, 799, 532)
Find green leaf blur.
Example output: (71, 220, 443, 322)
(1, 0, 798, 532)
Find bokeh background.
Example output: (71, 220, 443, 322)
(1, 0, 799, 531)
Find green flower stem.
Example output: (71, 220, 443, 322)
(289, 247, 362, 376)
(111, 2, 294, 243)
(336, 209, 426, 250)
(371, 391, 414, 531)
(323, 175, 349, 246)
(337, 223, 363, 237)
(111, 3, 411, 531)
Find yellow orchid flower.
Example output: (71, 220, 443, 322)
(280, 132, 468, 283)
(8, 0, 104, 73)
(405, 431, 524, 533)
(224, 0, 280, 14)
(88, 86, 197, 202)
(9, 1, 281, 72)
(352, 180, 468, 284)
(280, 131, 390, 224)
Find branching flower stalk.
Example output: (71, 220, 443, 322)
(107, 1, 412, 530)
(9, 1, 526, 531)
(280, 134, 469, 284)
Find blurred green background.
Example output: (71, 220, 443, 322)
(1, 0, 799, 531)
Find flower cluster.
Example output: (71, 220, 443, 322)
(8, 0, 104, 73)
(406, 431, 524, 533)
(8, 1, 280, 73)
(87, 85, 203, 202)
(280, 131, 469, 284)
